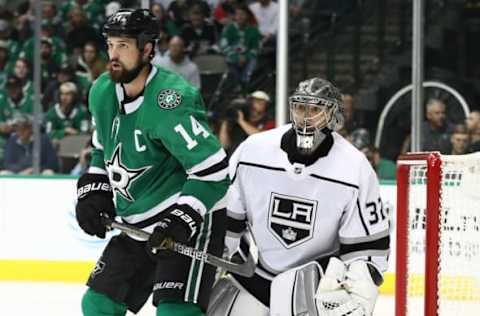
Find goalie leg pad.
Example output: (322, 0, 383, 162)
(206, 276, 269, 316)
(270, 261, 323, 316)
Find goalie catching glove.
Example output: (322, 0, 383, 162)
(76, 173, 115, 239)
(315, 257, 378, 316)
(147, 204, 203, 255)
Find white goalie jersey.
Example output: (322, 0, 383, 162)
(226, 124, 390, 280)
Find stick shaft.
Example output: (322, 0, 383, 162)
(106, 219, 256, 277)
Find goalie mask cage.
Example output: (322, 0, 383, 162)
(396, 152, 480, 316)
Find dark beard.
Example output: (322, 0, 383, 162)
(109, 60, 147, 84)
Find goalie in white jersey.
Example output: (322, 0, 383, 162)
(207, 78, 390, 316)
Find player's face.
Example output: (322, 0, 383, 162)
(107, 36, 144, 83)
(290, 102, 331, 132)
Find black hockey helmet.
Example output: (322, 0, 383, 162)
(103, 9, 158, 51)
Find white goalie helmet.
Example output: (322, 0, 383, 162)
(289, 77, 344, 153)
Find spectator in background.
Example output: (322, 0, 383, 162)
(42, 1, 63, 37)
(19, 20, 67, 67)
(361, 145, 397, 180)
(341, 93, 365, 134)
(43, 64, 87, 111)
(151, 3, 179, 58)
(214, 0, 239, 30)
(12, 58, 33, 98)
(402, 98, 453, 154)
(248, 0, 278, 51)
(40, 37, 61, 90)
(181, 5, 218, 57)
(151, 2, 179, 36)
(45, 82, 89, 149)
(153, 35, 201, 88)
(237, 90, 275, 135)
(0, 19, 21, 61)
(219, 4, 261, 92)
(167, 0, 211, 28)
(348, 128, 396, 180)
(448, 124, 470, 155)
(217, 90, 274, 154)
(0, 76, 32, 119)
(0, 40, 13, 89)
(422, 98, 454, 152)
(466, 110, 480, 152)
(65, 7, 103, 58)
(75, 41, 106, 82)
(347, 127, 371, 149)
(60, 0, 104, 30)
(1, 114, 59, 175)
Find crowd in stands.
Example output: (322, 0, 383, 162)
(0, 0, 477, 180)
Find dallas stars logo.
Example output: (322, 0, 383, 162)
(105, 143, 151, 202)
(157, 89, 182, 109)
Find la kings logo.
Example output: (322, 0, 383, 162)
(268, 193, 317, 248)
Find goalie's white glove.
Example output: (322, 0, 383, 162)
(342, 261, 379, 316)
(315, 257, 365, 316)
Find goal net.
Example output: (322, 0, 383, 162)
(396, 152, 480, 316)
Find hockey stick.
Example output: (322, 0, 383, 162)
(102, 216, 257, 277)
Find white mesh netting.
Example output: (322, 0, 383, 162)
(405, 154, 480, 315)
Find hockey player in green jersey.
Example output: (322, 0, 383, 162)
(75, 9, 229, 316)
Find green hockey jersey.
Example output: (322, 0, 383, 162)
(88, 66, 229, 224)
(45, 103, 90, 140)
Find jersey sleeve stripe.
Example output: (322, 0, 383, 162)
(339, 229, 390, 244)
(340, 249, 390, 262)
(186, 149, 227, 175)
(88, 166, 108, 175)
(339, 235, 390, 256)
(227, 215, 246, 234)
(193, 156, 228, 177)
(188, 167, 228, 182)
(91, 130, 103, 150)
(177, 195, 207, 216)
(227, 209, 246, 220)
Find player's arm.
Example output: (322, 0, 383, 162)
(148, 89, 230, 249)
(224, 142, 249, 257)
(75, 92, 115, 239)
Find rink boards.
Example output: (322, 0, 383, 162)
(0, 176, 397, 294)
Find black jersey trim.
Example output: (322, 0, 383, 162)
(227, 215, 246, 234)
(357, 198, 370, 235)
(232, 161, 286, 183)
(339, 235, 390, 255)
(309, 174, 359, 189)
(193, 156, 229, 177)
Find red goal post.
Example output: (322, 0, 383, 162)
(396, 152, 480, 316)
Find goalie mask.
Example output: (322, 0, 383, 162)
(289, 78, 344, 154)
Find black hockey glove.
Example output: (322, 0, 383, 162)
(147, 204, 203, 255)
(76, 173, 115, 239)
